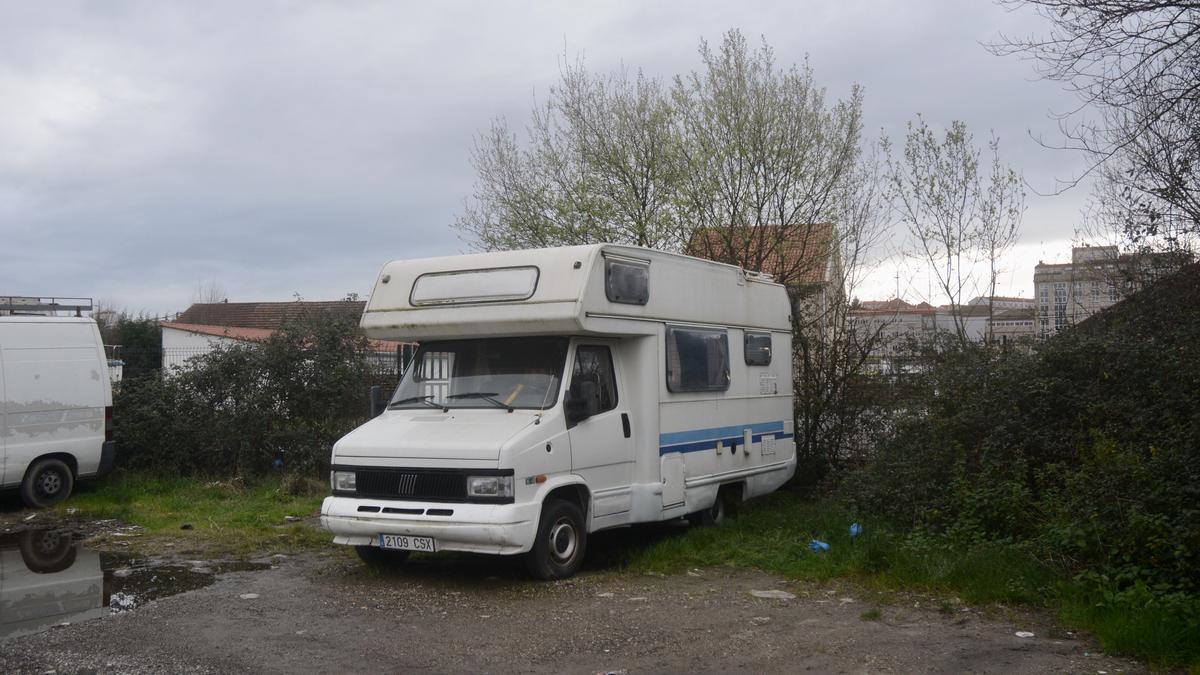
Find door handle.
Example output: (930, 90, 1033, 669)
(621, 413, 631, 438)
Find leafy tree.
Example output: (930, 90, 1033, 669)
(455, 30, 892, 483)
(883, 117, 1024, 344)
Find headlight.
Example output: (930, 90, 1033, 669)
(332, 470, 356, 492)
(466, 475, 514, 499)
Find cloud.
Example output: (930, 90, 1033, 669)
(0, 0, 1095, 313)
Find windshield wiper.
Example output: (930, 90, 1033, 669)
(388, 395, 444, 410)
(445, 391, 513, 412)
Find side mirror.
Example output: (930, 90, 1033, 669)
(564, 380, 599, 427)
(369, 385, 387, 418)
(564, 390, 588, 426)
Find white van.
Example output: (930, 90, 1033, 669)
(0, 314, 115, 507)
(320, 244, 796, 578)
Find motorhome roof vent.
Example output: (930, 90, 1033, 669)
(743, 270, 775, 283)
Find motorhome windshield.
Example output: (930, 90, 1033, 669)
(389, 337, 569, 410)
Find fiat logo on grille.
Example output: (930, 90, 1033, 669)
(397, 473, 418, 495)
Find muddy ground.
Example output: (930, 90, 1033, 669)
(0, 517, 1143, 675)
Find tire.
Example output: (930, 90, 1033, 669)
(686, 493, 727, 528)
(355, 545, 411, 567)
(19, 529, 78, 573)
(687, 486, 741, 528)
(524, 499, 587, 580)
(20, 458, 75, 509)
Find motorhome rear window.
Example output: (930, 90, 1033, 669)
(665, 326, 730, 392)
(605, 258, 649, 305)
(410, 266, 539, 306)
(744, 331, 772, 366)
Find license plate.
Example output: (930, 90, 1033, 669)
(378, 534, 436, 552)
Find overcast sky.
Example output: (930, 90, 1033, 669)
(0, 1, 1099, 314)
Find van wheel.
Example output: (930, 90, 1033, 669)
(687, 494, 726, 527)
(525, 499, 587, 580)
(354, 545, 411, 567)
(20, 458, 75, 509)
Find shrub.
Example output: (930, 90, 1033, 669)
(113, 311, 385, 477)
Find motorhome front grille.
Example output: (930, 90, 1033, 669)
(353, 469, 467, 501)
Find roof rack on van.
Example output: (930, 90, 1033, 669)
(0, 296, 94, 317)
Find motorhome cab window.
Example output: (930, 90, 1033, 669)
(570, 346, 618, 416)
(389, 337, 568, 409)
(604, 258, 649, 305)
(665, 326, 730, 392)
(744, 331, 772, 366)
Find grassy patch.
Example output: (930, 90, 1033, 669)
(55, 473, 330, 555)
(615, 491, 1197, 669)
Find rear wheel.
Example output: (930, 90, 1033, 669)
(20, 458, 75, 509)
(525, 499, 587, 580)
(354, 545, 411, 567)
(687, 486, 740, 528)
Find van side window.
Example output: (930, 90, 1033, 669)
(605, 259, 649, 305)
(744, 331, 772, 366)
(665, 326, 730, 392)
(571, 346, 618, 415)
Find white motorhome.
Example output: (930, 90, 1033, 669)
(320, 245, 796, 578)
(0, 301, 115, 507)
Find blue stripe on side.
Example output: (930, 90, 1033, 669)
(659, 421, 784, 446)
(658, 421, 792, 456)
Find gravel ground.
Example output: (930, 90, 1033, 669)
(0, 549, 1143, 674)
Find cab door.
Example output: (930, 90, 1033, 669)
(565, 341, 634, 518)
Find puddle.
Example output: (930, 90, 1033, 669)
(0, 528, 269, 641)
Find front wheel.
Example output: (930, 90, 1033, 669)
(525, 499, 587, 580)
(20, 458, 75, 509)
(354, 545, 411, 567)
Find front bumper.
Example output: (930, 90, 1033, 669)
(320, 496, 541, 555)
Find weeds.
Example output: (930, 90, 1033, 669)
(55, 472, 330, 555)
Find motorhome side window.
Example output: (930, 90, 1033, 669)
(605, 259, 649, 305)
(570, 346, 617, 415)
(665, 326, 730, 392)
(744, 331, 772, 366)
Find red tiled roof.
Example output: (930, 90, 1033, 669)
(163, 321, 405, 352)
(166, 300, 409, 351)
(851, 299, 936, 315)
(174, 301, 367, 329)
(685, 224, 836, 286)
(162, 322, 275, 342)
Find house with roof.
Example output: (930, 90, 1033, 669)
(161, 300, 411, 372)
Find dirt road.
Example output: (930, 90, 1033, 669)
(0, 545, 1141, 674)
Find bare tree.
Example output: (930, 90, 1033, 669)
(192, 281, 228, 305)
(990, 1, 1199, 242)
(884, 117, 1024, 345)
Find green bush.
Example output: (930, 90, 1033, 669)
(113, 311, 382, 477)
(841, 263, 1200, 603)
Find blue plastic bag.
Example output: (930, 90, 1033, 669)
(849, 522, 862, 538)
(809, 539, 830, 552)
